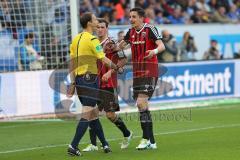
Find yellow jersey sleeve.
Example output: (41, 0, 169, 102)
(69, 34, 80, 58)
(91, 37, 105, 59)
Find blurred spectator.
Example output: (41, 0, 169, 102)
(179, 31, 198, 61)
(114, 0, 125, 21)
(155, 10, 165, 24)
(99, 0, 112, 14)
(19, 32, 44, 70)
(167, 6, 185, 24)
(41, 25, 63, 69)
(203, 40, 221, 60)
(91, 0, 101, 16)
(118, 7, 130, 25)
(78, 0, 240, 25)
(196, 0, 211, 13)
(208, 0, 219, 13)
(135, 0, 148, 9)
(0, 0, 27, 39)
(158, 30, 178, 62)
(0, 0, 11, 25)
(227, 4, 240, 23)
(79, 0, 92, 15)
(160, 0, 174, 16)
(117, 30, 125, 42)
(145, 7, 156, 24)
(191, 9, 209, 23)
(186, 0, 198, 17)
(212, 6, 233, 23)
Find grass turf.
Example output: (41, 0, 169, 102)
(0, 103, 240, 160)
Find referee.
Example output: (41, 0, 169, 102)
(67, 12, 120, 156)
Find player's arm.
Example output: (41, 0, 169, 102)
(92, 37, 120, 71)
(111, 49, 128, 73)
(101, 57, 121, 71)
(102, 57, 127, 81)
(144, 26, 166, 59)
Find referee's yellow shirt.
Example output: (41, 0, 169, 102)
(70, 31, 105, 75)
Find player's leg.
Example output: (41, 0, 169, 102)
(133, 77, 157, 150)
(106, 111, 130, 138)
(135, 94, 151, 149)
(100, 87, 133, 149)
(106, 111, 133, 149)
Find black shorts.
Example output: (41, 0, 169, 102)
(75, 74, 99, 107)
(133, 77, 158, 100)
(97, 88, 120, 112)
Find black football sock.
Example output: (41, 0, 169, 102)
(113, 116, 131, 137)
(71, 118, 89, 148)
(89, 118, 108, 147)
(139, 111, 149, 140)
(146, 110, 155, 144)
(89, 128, 97, 146)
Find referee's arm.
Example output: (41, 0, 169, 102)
(92, 38, 120, 71)
(69, 43, 77, 83)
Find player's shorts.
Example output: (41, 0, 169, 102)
(97, 87, 120, 112)
(75, 73, 99, 107)
(133, 77, 158, 100)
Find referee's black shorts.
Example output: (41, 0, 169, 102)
(75, 73, 99, 107)
(133, 77, 158, 100)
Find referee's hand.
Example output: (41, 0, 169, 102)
(66, 84, 75, 98)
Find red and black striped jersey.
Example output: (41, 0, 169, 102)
(97, 37, 126, 88)
(124, 23, 161, 78)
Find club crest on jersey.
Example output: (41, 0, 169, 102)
(132, 35, 135, 38)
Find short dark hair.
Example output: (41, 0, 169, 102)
(80, 12, 93, 29)
(118, 30, 124, 35)
(211, 39, 217, 43)
(130, 7, 145, 17)
(97, 18, 109, 28)
(24, 32, 34, 39)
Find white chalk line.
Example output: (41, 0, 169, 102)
(0, 123, 240, 154)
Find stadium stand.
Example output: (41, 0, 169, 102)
(0, 0, 239, 72)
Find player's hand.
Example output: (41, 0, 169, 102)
(118, 67, 124, 74)
(66, 83, 75, 98)
(144, 50, 155, 59)
(104, 40, 118, 53)
(102, 70, 112, 82)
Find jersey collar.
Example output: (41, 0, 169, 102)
(135, 23, 146, 34)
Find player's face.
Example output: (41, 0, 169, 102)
(96, 22, 108, 38)
(129, 11, 143, 29)
(91, 14, 98, 32)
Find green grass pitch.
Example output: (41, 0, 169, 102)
(0, 103, 240, 160)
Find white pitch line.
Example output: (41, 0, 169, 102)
(0, 123, 240, 154)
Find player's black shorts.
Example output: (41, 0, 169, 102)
(133, 77, 158, 100)
(75, 73, 99, 107)
(97, 87, 120, 112)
